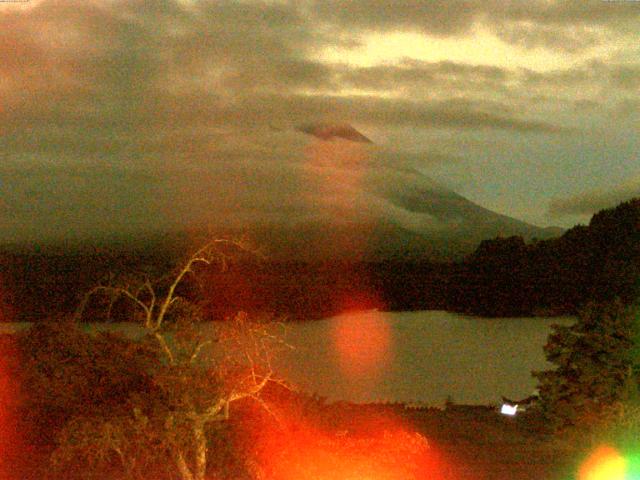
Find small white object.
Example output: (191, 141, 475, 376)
(500, 403, 518, 416)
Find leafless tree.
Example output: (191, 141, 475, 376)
(65, 239, 288, 480)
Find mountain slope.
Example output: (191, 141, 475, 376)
(0, 123, 562, 260)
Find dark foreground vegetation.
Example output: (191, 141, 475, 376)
(2, 197, 639, 322)
(0, 357, 589, 480)
(0, 219, 638, 479)
(2, 317, 637, 480)
(3, 301, 638, 479)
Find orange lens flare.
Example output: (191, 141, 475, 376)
(255, 417, 440, 480)
(578, 445, 627, 480)
(303, 138, 368, 215)
(331, 309, 392, 379)
(303, 136, 372, 260)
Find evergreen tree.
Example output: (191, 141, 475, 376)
(533, 299, 638, 430)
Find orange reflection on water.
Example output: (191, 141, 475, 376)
(578, 445, 627, 480)
(331, 309, 392, 380)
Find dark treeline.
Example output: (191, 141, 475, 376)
(449, 198, 640, 316)
(2, 198, 639, 322)
(0, 254, 449, 322)
(0, 247, 176, 322)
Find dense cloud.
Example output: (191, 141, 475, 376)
(0, 0, 639, 243)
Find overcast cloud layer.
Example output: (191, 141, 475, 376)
(1, 0, 639, 244)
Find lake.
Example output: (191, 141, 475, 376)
(274, 310, 575, 406)
(1, 310, 575, 406)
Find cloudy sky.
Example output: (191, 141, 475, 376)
(1, 0, 639, 245)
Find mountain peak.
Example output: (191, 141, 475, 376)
(297, 123, 373, 143)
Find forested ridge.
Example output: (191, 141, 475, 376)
(450, 197, 640, 316)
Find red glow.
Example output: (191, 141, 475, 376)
(331, 309, 392, 379)
(0, 336, 22, 479)
(254, 415, 449, 480)
(0, 273, 21, 478)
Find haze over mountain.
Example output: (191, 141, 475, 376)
(2, 123, 561, 261)
(231, 126, 563, 260)
(228, 175, 563, 261)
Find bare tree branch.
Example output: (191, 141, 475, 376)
(66, 238, 286, 480)
(189, 340, 212, 365)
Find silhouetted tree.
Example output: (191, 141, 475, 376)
(533, 299, 638, 431)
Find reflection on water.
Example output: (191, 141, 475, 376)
(330, 309, 392, 381)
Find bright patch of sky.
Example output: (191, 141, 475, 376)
(316, 26, 594, 71)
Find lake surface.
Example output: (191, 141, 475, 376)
(2, 310, 575, 406)
(274, 310, 575, 406)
